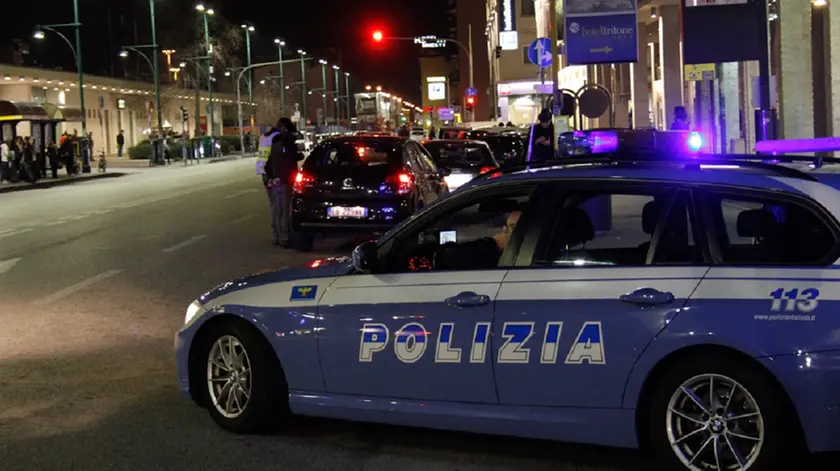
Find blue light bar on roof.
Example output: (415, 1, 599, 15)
(571, 130, 703, 154)
(755, 137, 840, 154)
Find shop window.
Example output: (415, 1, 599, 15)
(522, 46, 530, 65)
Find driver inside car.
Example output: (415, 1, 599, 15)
(432, 210, 521, 271)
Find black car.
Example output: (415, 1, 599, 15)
(421, 139, 499, 192)
(473, 134, 527, 166)
(290, 136, 447, 251)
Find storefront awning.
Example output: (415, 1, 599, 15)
(41, 103, 84, 122)
(0, 101, 50, 122)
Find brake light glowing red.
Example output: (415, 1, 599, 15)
(293, 171, 314, 193)
(480, 166, 497, 174)
(387, 172, 414, 194)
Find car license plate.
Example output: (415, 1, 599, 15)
(328, 206, 368, 218)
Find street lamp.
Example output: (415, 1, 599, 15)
(318, 59, 328, 126)
(274, 38, 286, 116)
(119, 44, 162, 148)
(298, 49, 308, 125)
(197, 4, 216, 137)
(332, 65, 341, 123)
(241, 23, 256, 128)
(33, 6, 90, 171)
(344, 72, 351, 123)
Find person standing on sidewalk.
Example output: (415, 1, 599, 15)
(258, 124, 281, 240)
(264, 118, 303, 247)
(0, 140, 9, 183)
(117, 130, 125, 158)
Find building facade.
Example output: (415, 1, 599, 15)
(0, 64, 244, 155)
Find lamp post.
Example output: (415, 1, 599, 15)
(332, 65, 341, 123)
(120, 45, 163, 149)
(196, 4, 216, 137)
(241, 24, 255, 128)
(274, 38, 286, 116)
(298, 50, 308, 126)
(344, 72, 351, 125)
(34, 13, 90, 170)
(318, 59, 328, 126)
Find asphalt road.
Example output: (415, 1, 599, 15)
(0, 159, 657, 471)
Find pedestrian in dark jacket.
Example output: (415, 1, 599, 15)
(264, 118, 304, 246)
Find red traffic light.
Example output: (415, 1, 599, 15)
(466, 97, 475, 105)
(372, 30, 384, 42)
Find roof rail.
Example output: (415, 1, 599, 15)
(483, 152, 820, 182)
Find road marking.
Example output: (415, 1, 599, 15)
(33, 269, 123, 306)
(0, 228, 33, 239)
(162, 235, 207, 253)
(231, 214, 257, 224)
(0, 258, 21, 274)
(43, 220, 67, 227)
(224, 189, 259, 199)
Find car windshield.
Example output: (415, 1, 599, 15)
(306, 139, 402, 167)
(423, 142, 496, 169)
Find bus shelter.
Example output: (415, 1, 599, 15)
(0, 100, 83, 157)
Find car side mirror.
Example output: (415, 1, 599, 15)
(352, 241, 378, 274)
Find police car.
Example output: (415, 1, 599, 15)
(176, 131, 840, 470)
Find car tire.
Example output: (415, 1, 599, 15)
(648, 354, 802, 470)
(201, 321, 289, 434)
(290, 231, 314, 252)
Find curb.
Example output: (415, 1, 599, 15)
(0, 172, 127, 194)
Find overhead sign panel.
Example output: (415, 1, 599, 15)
(563, 0, 639, 65)
(499, 0, 519, 50)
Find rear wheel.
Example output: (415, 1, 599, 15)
(648, 355, 801, 470)
(290, 231, 314, 252)
(201, 321, 288, 433)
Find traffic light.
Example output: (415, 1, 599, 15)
(372, 30, 384, 42)
(181, 106, 188, 122)
(466, 96, 475, 110)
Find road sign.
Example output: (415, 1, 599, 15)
(437, 108, 455, 121)
(528, 38, 553, 68)
(684, 63, 716, 81)
(564, 0, 638, 65)
(465, 87, 477, 98)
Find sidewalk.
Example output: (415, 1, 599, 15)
(0, 172, 127, 194)
(0, 153, 256, 195)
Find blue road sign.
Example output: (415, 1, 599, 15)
(465, 87, 477, 97)
(563, 0, 638, 66)
(564, 13, 638, 65)
(528, 38, 553, 68)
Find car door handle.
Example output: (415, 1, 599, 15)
(445, 291, 491, 308)
(619, 287, 675, 306)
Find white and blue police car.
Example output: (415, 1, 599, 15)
(175, 132, 840, 470)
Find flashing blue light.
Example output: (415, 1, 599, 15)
(687, 132, 703, 152)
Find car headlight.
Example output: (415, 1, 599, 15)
(184, 301, 205, 325)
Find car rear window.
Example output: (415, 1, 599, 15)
(306, 140, 402, 167)
(423, 143, 495, 168)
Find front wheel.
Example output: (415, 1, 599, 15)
(202, 322, 288, 433)
(648, 356, 802, 470)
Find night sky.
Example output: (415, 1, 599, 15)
(2, 0, 450, 104)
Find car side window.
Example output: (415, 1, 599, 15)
(707, 192, 837, 265)
(651, 191, 704, 265)
(417, 145, 439, 173)
(533, 191, 671, 267)
(385, 189, 533, 273)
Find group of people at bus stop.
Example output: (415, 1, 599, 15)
(0, 130, 88, 184)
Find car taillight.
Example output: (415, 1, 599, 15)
(293, 171, 314, 193)
(480, 166, 497, 174)
(387, 172, 414, 194)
